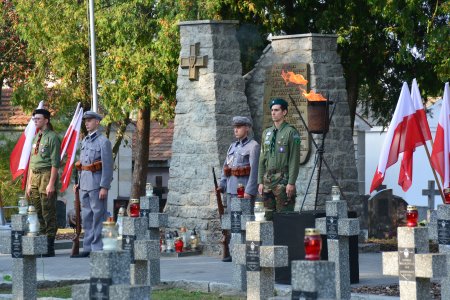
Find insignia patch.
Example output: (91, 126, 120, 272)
(32, 144, 36, 149)
(279, 147, 285, 153)
(264, 141, 270, 145)
(266, 131, 272, 136)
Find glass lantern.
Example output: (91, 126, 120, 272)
(18, 196, 28, 215)
(331, 186, 340, 201)
(254, 201, 265, 222)
(116, 206, 125, 236)
(129, 199, 140, 217)
(304, 228, 322, 261)
(189, 228, 199, 250)
(406, 205, 418, 227)
(444, 188, 450, 204)
(26, 205, 40, 236)
(146, 182, 154, 197)
(237, 184, 245, 198)
(102, 220, 119, 251)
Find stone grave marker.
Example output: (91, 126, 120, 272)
(72, 250, 150, 300)
(422, 180, 440, 210)
(291, 260, 336, 300)
(0, 214, 47, 300)
(316, 198, 359, 299)
(436, 204, 450, 300)
(233, 221, 288, 299)
(382, 226, 447, 299)
(221, 197, 254, 291)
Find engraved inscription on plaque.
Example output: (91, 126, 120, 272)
(122, 235, 136, 263)
(438, 219, 450, 245)
(263, 63, 310, 164)
(246, 240, 261, 272)
(326, 216, 339, 240)
(140, 209, 150, 218)
(291, 290, 318, 300)
(89, 277, 111, 300)
(231, 211, 242, 233)
(398, 247, 415, 281)
(11, 230, 24, 258)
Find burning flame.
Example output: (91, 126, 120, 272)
(301, 89, 327, 101)
(281, 70, 308, 86)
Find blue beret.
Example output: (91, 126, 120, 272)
(33, 109, 51, 119)
(269, 98, 288, 109)
(232, 116, 252, 127)
(83, 111, 102, 121)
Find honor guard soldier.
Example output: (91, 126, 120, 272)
(72, 111, 113, 258)
(218, 116, 260, 261)
(26, 108, 61, 257)
(258, 98, 301, 220)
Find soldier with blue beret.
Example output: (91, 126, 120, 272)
(218, 116, 260, 261)
(258, 98, 301, 220)
(72, 111, 113, 257)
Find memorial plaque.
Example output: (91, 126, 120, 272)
(437, 219, 450, 245)
(140, 209, 150, 218)
(398, 247, 415, 281)
(122, 235, 136, 263)
(11, 230, 24, 258)
(263, 63, 310, 164)
(89, 277, 111, 300)
(291, 290, 318, 300)
(246, 240, 261, 271)
(230, 211, 242, 233)
(326, 216, 339, 240)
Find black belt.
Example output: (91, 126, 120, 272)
(266, 168, 288, 175)
(32, 168, 51, 174)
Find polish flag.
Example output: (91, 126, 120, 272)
(60, 107, 83, 192)
(60, 102, 81, 160)
(370, 83, 424, 192)
(431, 83, 450, 188)
(411, 78, 432, 141)
(9, 101, 44, 183)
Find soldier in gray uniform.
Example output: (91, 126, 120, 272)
(72, 111, 113, 258)
(217, 116, 260, 261)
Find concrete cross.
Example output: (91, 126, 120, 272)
(233, 221, 288, 300)
(376, 184, 387, 192)
(72, 250, 150, 300)
(436, 204, 450, 299)
(0, 214, 47, 300)
(291, 260, 336, 299)
(139, 195, 168, 285)
(180, 43, 208, 81)
(316, 199, 359, 299)
(382, 226, 447, 300)
(422, 180, 440, 210)
(221, 197, 254, 291)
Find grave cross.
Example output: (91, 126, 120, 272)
(233, 221, 288, 300)
(291, 260, 336, 300)
(382, 226, 447, 300)
(316, 199, 359, 300)
(436, 204, 450, 300)
(0, 214, 47, 300)
(422, 180, 440, 210)
(180, 43, 208, 81)
(375, 184, 387, 192)
(221, 196, 254, 292)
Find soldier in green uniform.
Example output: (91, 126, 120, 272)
(257, 98, 301, 220)
(26, 109, 61, 257)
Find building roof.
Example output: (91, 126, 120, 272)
(0, 88, 30, 127)
(132, 120, 174, 162)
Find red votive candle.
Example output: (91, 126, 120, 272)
(174, 238, 184, 253)
(129, 199, 140, 217)
(444, 188, 450, 204)
(304, 228, 322, 261)
(237, 184, 245, 198)
(406, 205, 418, 227)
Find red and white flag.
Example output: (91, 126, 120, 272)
(411, 78, 432, 141)
(60, 102, 81, 160)
(431, 83, 450, 188)
(9, 101, 44, 185)
(60, 107, 83, 192)
(370, 83, 424, 192)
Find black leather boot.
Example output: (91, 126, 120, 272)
(43, 237, 55, 257)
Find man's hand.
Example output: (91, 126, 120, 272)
(26, 186, 32, 198)
(46, 183, 56, 198)
(99, 187, 108, 200)
(286, 184, 296, 198)
(73, 184, 79, 193)
(216, 187, 223, 193)
(258, 184, 264, 195)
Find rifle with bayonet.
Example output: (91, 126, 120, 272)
(212, 167, 230, 260)
(71, 170, 81, 256)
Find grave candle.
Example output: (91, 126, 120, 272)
(102, 218, 119, 251)
(304, 228, 322, 261)
(444, 188, 450, 204)
(129, 199, 140, 217)
(174, 238, 183, 252)
(146, 182, 153, 197)
(331, 186, 340, 201)
(26, 206, 40, 236)
(116, 206, 125, 236)
(237, 184, 245, 198)
(254, 201, 265, 221)
(406, 205, 418, 227)
(18, 197, 28, 215)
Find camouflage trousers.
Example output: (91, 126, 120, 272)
(262, 171, 296, 221)
(29, 169, 57, 238)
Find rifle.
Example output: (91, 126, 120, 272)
(71, 171, 81, 256)
(212, 167, 230, 259)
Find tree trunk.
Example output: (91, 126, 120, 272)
(345, 69, 359, 131)
(130, 105, 150, 199)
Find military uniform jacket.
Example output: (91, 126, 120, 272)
(220, 137, 260, 196)
(257, 122, 301, 185)
(30, 129, 61, 170)
(79, 131, 113, 192)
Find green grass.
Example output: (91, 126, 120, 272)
(0, 287, 245, 299)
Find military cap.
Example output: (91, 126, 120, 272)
(232, 116, 252, 127)
(269, 98, 288, 109)
(33, 108, 51, 119)
(83, 111, 103, 121)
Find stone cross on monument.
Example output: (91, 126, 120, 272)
(436, 204, 450, 300)
(291, 260, 336, 299)
(221, 197, 254, 291)
(422, 180, 440, 210)
(316, 198, 359, 299)
(233, 221, 288, 300)
(0, 214, 47, 300)
(382, 226, 447, 300)
(180, 42, 208, 80)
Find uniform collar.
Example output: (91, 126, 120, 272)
(235, 137, 249, 146)
(86, 131, 98, 140)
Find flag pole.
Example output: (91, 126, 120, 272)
(88, 0, 98, 113)
(423, 142, 445, 203)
